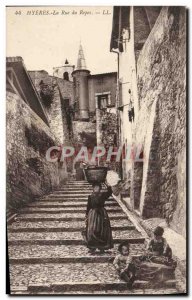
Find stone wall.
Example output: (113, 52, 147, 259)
(29, 71, 74, 144)
(6, 91, 60, 212)
(134, 7, 186, 237)
(57, 78, 74, 105)
(56, 78, 74, 144)
(72, 121, 96, 145)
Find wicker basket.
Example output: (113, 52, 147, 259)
(84, 167, 108, 184)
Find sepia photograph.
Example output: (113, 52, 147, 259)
(6, 6, 187, 295)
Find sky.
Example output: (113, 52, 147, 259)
(6, 6, 117, 75)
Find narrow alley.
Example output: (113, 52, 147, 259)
(8, 181, 177, 295)
(6, 5, 186, 296)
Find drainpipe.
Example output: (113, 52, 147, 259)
(111, 50, 119, 81)
(111, 49, 120, 140)
(111, 49, 123, 179)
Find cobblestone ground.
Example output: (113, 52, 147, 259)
(8, 181, 179, 295)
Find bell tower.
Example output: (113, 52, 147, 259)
(53, 59, 75, 81)
(72, 44, 90, 121)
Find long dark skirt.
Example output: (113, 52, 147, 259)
(86, 207, 113, 250)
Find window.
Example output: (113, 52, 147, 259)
(63, 72, 69, 81)
(98, 95, 108, 109)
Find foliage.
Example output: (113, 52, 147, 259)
(26, 157, 44, 176)
(39, 81, 54, 108)
(25, 124, 56, 156)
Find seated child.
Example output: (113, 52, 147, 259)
(147, 226, 172, 258)
(140, 226, 177, 268)
(113, 242, 136, 287)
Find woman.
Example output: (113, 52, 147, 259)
(85, 182, 113, 254)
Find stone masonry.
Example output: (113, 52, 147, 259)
(6, 91, 60, 212)
(133, 7, 186, 237)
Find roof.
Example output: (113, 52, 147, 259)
(110, 6, 130, 52)
(89, 72, 117, 78)
(6, 57, 49, 126)
(76, 44, 88, 71)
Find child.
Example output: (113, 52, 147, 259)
(140, 226, 176, 268)
(113, 242, 136, 287)
(147, 226, 172, 259)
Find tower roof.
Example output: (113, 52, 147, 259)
(76, 44, 88, 70)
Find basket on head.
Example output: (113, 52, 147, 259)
(84, 167, 108, 184)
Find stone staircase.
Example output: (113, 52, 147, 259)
(7, 181, 178, 295)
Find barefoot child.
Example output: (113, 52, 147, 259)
(113, 242, 136, 287)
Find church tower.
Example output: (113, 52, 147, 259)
(72, 44, 90, 121)
(53, 59, 75, 81)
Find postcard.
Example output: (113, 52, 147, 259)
(6, 6, 187, 295)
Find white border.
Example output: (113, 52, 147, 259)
(1, 1, 191, 299)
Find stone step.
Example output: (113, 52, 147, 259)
(10, 254, 145, 265)
(9, 263, 176, 293)
(11, 288, 178, 295)
(8, 219, 135, 230)
(8, 229, 142, 242)
(15, 213, 128, 222)
(61, 185, 91, 188)
(8, 225, 136, 232)
(28, 201, 118, 207)
(67, 180, 90, 182)
(55, 189, 108, 193)
(8, 237, 145, 246)
(8, 256, 115, 264)
(26, 204, 117, 210)
(50, 193, 100, 198)
(59, 184, 92, 191)
(40, 196, 115, 201)
(58, 189, 93, 193)
(15, 216, 128, 222)
(43, 195, 114, 200)
(8, 244, 145, 260)
(56, 185, 95, 188)
(62, 182, 91, 185)
(27, 280, 176, 293)
(53, 191, 102, 195)
(58, 187, 93, 190)
(66, 181, 90, 184)
(62, 188, 105, 191)
(20, 207, 122, 214)
(17, 211, 125, 218)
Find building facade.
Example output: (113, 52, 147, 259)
(6, 48, 118, 211)
(29, 45, 118, 173)
(110, 6, 186, 238)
